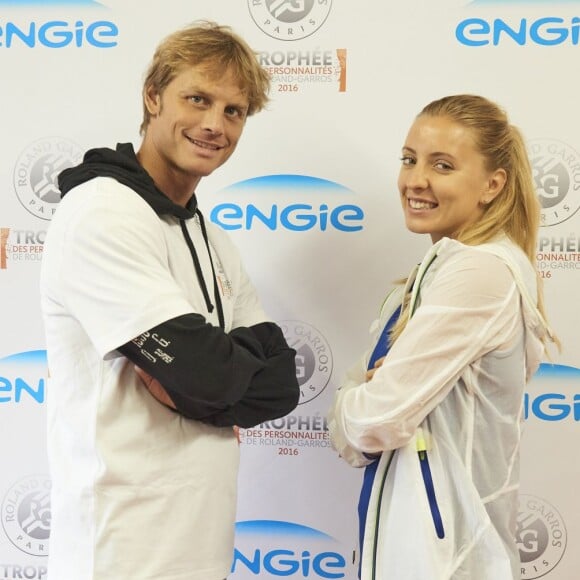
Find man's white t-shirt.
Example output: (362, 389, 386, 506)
(40, 176, 268, 580)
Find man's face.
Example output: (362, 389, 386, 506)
(144, 64, 249, 182)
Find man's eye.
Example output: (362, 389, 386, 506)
(225, 106, 242, 117)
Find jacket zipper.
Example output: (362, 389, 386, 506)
(417, 428, 445, 539)
(369, 251, 442, 577)
(369, 435, 444, 577)
(371, 451, 396, 580)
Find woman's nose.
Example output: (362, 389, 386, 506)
(404, 164, 429, 190)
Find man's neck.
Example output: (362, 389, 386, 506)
(136, 143, 200, 207)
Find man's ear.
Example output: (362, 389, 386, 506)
(143, 85, 161, 116)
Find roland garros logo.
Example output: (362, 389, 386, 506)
(1, 475, 51, 557)
(248, 0, 333, 41)
(280, 320, 332, 404)
(14, 137, 83, 221)
(517, 494, 567, 578)
(530, 138, 580, 227)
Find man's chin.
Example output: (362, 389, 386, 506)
(185, 161, 221, 178)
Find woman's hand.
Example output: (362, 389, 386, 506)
(365, 356, 385, 382)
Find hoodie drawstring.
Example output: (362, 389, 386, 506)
(179, 213, 225, 330)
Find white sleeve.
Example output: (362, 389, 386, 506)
(232, 263, 269, 329)
(59, 181, 194, 358)
(332, 250, 522, 454)
(328, 352, 376, 467)
(212, 226, 269, 330)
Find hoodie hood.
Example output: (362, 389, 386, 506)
(58, 142, 197, 220)
(58, 142, 225, 328)
(432, 236, 552, 380)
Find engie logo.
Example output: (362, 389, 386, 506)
(0, 0, 119, 49)
(210, 175, 364, 233)
(0, 350, 47, 405)
(457, 17, 580, 46)
(524, 363, 580, 422)
(456, 2, 580, 46)
(233, 520, 352, 578)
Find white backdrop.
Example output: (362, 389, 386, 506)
(1, 1, 579, 579)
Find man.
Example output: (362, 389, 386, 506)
(40, 21, 299, 580)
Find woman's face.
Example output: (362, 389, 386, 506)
(397, 114, 502, 243)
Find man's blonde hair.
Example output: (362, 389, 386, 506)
(140, 21, 270, 134)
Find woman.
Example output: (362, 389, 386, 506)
(328, 95, 557, 579)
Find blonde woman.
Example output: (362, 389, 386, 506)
(329, 95, 557, 580)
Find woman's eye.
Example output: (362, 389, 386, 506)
(400, 156, 415, 166)
(434, 161, 453, 170)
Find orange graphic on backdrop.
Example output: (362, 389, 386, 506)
(0, 228, 9, 270)
(336, 48, 347, 93)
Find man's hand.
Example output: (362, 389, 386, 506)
(134, 366, 240, 439)
(135, 366, 177, 409)
(365, 356, 385, 382)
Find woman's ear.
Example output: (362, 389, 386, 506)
(481, 168, 507, 205)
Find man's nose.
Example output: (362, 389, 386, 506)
(201, 107, 225, 134)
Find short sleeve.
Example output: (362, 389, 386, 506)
(58, 179, 194, 357)
(205, 222, 269, 330)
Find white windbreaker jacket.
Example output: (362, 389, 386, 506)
(329, 236, 551, 580)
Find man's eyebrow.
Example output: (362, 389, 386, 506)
(180, 86, 248, 109)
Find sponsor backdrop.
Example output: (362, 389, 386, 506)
(0, 1, 578, 578)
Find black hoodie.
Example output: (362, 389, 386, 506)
(58, 143, 299, 428)
(59, 142, 195, 218)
